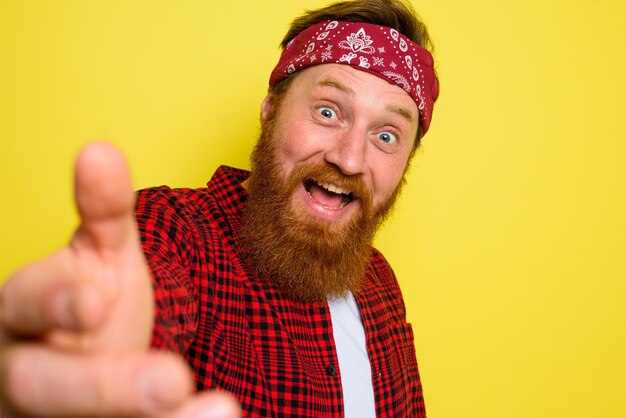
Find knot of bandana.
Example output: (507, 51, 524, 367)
(269, 20, 439, 135)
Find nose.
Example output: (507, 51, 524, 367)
(323, 126, 367, 176)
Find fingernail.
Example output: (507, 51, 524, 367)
(139, 366, 181, 412)
(199, 403, 240, 418)
(198, 392, 241, 418)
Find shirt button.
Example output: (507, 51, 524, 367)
(326, 364, 336, 376)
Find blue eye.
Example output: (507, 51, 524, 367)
(378, 131, 397, 144)
(319, 107, 336, 119)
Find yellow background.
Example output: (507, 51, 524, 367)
(1, 0, 625, 417)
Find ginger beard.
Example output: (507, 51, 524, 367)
(241, 106, 407, 303)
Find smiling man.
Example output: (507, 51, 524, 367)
(243, 63, 420, 302)
(0, 1, 438, 417)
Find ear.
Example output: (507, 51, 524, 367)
(260, 93, 274, 122)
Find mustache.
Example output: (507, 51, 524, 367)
(287, 164, 372, 205)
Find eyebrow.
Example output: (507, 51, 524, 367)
(388, 105, 416, 123)
(316, 77, 417, 123)
(317, 78, 355, 96)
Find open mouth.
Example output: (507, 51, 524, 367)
(303, 178, 354, 209)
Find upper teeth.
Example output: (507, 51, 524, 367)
(318, 181, 350, 195)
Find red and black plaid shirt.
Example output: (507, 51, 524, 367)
(135, 166, 426, 417)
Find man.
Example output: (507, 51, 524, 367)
(0, 0, 438, 416)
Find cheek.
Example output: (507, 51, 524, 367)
(271, 133, 315, 182)
(370, 158, 408, 206)
(275, 125, 327, 167)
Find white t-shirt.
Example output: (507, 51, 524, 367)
(328, 292, 376, 417)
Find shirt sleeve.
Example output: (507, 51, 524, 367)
(135, 187, 201, 355)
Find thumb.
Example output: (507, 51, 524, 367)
(73, 142, 137, 252)
(70, 142, 154, 352)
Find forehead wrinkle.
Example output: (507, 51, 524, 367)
(315, 77, 416, 123)
(314, 73, 417, 124)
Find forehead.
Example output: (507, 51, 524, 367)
(287, 64, 419, 121)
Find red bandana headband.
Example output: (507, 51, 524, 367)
(269, 20, 439, 135)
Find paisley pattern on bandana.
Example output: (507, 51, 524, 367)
(269, 20, 439, 135)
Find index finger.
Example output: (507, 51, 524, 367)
(0, 349, 193, 417)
